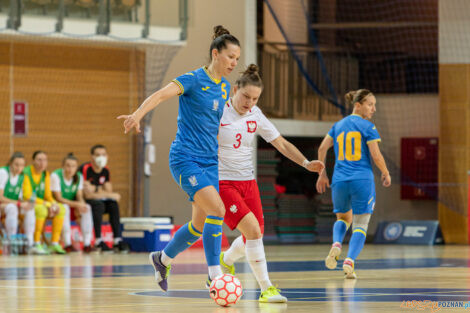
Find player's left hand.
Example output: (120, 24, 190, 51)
(305, 160, 325, 173)
(382, 173, 391, 187)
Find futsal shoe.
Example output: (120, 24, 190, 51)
(259, 286, 288, 303)
(220, 252, 235, 275)
(149, 251, 171, 292)
(64, 245, 79, 253)
(114, 241, 130, 254)
(325, 242, 342, 269)
(31, 243, 49, 255)
(343, 258, 357, 279)
(96, 241, 113, 253)
(50, 244, 66, 254)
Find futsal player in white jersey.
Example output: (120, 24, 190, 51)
(218, 64, 324, 303)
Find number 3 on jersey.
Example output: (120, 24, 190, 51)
(337, 131, 361, 161)
(233, 133, 242, 149)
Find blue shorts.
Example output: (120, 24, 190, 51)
(169, 151, 219, 202)
(331, 179, 376, 215)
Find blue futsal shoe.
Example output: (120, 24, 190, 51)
(149, 251, 171, 292)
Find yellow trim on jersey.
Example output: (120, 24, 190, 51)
(353, 228, 367, 237)
(326, 134, 333, 139)
(368, 197, 374, 205)
(367, 138, 381, 144)
(338, 219, 350, 228)
(205, 218, 224, 225)
(179, 174, 182, 187)
(188, 222, 202, 237)
(172, 79, 184, 95)
(203, 66, 221, 84)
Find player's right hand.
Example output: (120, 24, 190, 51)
(117, 113, 141, 134)
(316, 175, 330, 193)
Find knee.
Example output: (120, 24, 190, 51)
(244, 224, 262, 240)
(56, 204, 66, 218)
(4, 203, 18, 217)
(213, 204, 225, 218)
(35, 204, 48, 219)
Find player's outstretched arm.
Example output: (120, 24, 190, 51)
(368, 141, 391, 187)
(316, 135, 333, 193)
(270, 136, 324, 173)
(117, 82, 181, 134)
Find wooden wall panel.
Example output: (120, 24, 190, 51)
(439, 63, 470, 243)
(0, 39, 143, 217)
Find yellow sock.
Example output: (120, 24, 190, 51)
(34, 218, 45, 243)
(52, 216, 64, 243)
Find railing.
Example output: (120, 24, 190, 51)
(0, 0, 188, 40)
(257, 42, 358, 121)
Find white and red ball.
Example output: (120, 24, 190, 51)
(209, 274, 243, 307)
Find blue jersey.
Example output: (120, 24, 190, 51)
(327, 114, 381, 184)
(171, 67, 230, 157)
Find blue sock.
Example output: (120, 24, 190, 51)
(346, 227, 367, 261)
(203, 215, 224, 266)
(332, 219, 350, 244)
(163, 221, 202, 258)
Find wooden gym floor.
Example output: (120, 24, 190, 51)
(0, 244, 469, 313)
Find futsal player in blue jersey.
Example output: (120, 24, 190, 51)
(316, 89, 391, 279)
(118, 26, 241, 291)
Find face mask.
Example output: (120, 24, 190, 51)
(94, 156, 107, 168)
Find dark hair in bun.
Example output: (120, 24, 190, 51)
(209, 25, 240, 61)
(236, 64, 263, 89)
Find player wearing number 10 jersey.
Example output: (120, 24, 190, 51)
(316, 89, 391, 279)
(218, 64, 324, 303)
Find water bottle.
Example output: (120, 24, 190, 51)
(2, 236, 10, 256)
(10, 234, 18, 256)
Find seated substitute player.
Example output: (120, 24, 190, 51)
(23, 151, 66, 254)
(51, 153, 94, 253)
(80, 144, 129, 253)
(217, 64, 324, 302)
(316, 89, 391, 279)
(0, 152, 35, 251)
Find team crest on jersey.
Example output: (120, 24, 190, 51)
(212, 100, 219, 111)
(188, 175, 198, 187)
(246, 121, 257, 133)
(229, 204, 238, 213)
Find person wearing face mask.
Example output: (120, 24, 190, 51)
(79, 144, 129, 253)
(316, 89, 391, 280)
(51, 153, 94, 253)
(217, 64, 324, 302)
(118, 25, 241, 292)
(0, 152, 36, 252)
(23, 151, 66, 254)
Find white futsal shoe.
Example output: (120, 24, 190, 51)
(325, 242, 342, 270)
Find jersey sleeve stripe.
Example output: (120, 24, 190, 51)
(366, 138, 381, 144)
(326, 134, 333, 139)
(172, 79, 184, 95)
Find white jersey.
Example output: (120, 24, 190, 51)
(218, 99, 280, 181)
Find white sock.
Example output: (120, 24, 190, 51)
(246, 238, 272, 292)
(52, 242, 59, 246)
(23, 208, 35, 247)
(224, 235, 245, 266)
(4, 204, 18, 237)
(61, 204, 72, 246)
(95, 238, 103, 245)
(208, 265, 223, 280)
(160, 250, 173, 267)
(80, 208, 93, 246)
(114, 237, 122, 244)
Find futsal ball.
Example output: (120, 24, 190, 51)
(209, 274, 243, 307)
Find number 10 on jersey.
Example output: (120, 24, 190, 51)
(336, 131, 362, 161)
